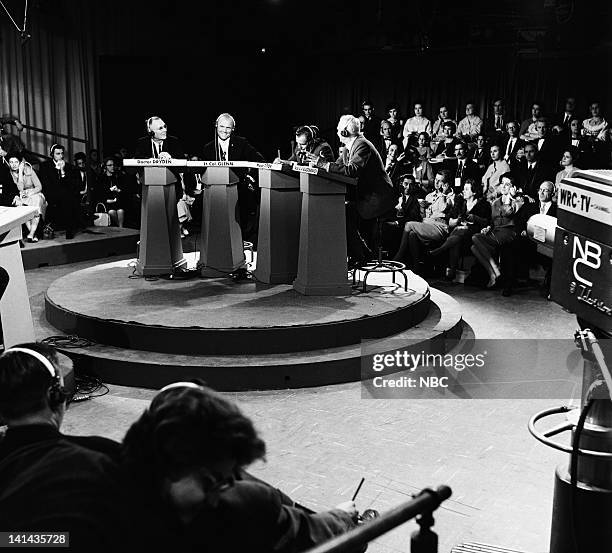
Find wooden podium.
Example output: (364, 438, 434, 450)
(0, 206, 37, 347)
(254, 167, 301, 284)
(292, 167, 353, 296)
(134, 163, 186, 276)
(199, 167, 246, 277)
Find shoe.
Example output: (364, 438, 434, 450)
(444, 268, 456, 281)
(31, 236, 38, 243)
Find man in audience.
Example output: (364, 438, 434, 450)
(375, 119, 395, 159)
(384, 142, 408, 185)
(312, 114, 397, 266)
(0, 343, 125, 550)
(484, 99, 506, 141)
(0, 146, 18, 207)
(360, 100, 382, 142)
(457, 102, 483, 143)
(557, 97, 577, 133)
(202, 113, 264, 241)
(402, 102, 432, 147)
(39, 144, 80, 239)
(74, 152, 96, 226)
(516, 143, 555, 200)
(121, 382, 359, 553)
(520, 102, 543, 141)
(532, 119, 561, 166)
(482, 144, 511, 201)
(502, 121, 524, 169)
(445, 141, 480, 193)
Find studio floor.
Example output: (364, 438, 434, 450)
(26, 254, 578, 553)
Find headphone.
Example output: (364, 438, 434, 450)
(340, 127, 350, 138)
(49, 143, 62, 156)
(159, 381, 203, 393)
(215, 113, 236, 130)
(145, 116, 159, 137)
(3, 347, 67, 408)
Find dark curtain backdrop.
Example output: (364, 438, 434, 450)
(0, 9, 98, 158)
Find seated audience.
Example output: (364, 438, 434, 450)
(95, 157, 126, 227)
(415, 131, 434, 160)
(120, 382, 358, 553)
(445, 141, 480, 193)
(567, 117, 590, 162)
(456, 102, 483, 143)
(0, 343, 124, 551)
(484, 99, 507, 141)
(374, 120, 395, 160)
(582, 101, 608, 142)
(471, 134, 489, 174)
(0, 146, 19, 207)
(403, 102, 432, 147)
(557, 97, 576, 133)
(532, 119, 562, 166)
(39, 144, 80, 239)
(516, 143, 555, 200)
(74, 152, 96, 226)
(393, 169, 454, 273)
(88, 148, 103, 175)
(433, 121, 460, 158)
(555, 146, 579, 187)
(430, 178, 491, 280)
(520, 102, 543, 141)
(502, 121, 524, 168)
(287, 125, 334, 165)
(481, 144, 511, 201)
(386, 103, 404, 141)
(431, 105, 455, 143)
(384, 143, 409, 185)
(412, 154, 436, 195)
(471, 173, 524, 288)
(6, 152, 46, 242)
(360, 100, 382, 142)
(0, 118, 25, 156)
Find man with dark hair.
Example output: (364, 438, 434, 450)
(557, 97, 576, 132)
(516, 143, 555, 200)
(39, 144, 80, 239)
(501, 121, 524, 168)
(74, 152, 96, 225)
(121, 383, 358, 553)
(445, 141, 481, 193)
(287, 125, 334, 165)
(0, 145, 18, 207)
(484, 99, 506, 140)
(0, 343, 124, 550)
(360, 100, 382, 143)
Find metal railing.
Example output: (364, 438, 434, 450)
(305, 485, 452, 553)
(20, 124, 90, 161)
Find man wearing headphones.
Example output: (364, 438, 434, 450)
(39, 144, 80, 239)
(202, 113, 265, 241)
(134, 116, 185, 160)
(0, 343, 125, 549)
(286, 125, 334, 165)
(312, 114, 398, 266)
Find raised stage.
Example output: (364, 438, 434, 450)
(43, 255, 463, 390)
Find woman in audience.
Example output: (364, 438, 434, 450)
(431, 105, 454, 144)
(433, 121, 460, 158)
(6, 151, 46, 242)
(582, 102, 608, 142)
(482, 144, 511, 201)
(430, 178, 491, 280)
(471, 173, 524, 288)
(386, 103, 404, 141)
(95, 157, 125, 227)
(555, 146, 579, 187)
(415, 132, 433, 160)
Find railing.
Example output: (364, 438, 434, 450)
(20, 124, 90, 161)
(305, 485, 452, 553)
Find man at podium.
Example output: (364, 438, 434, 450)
(134, 116, 185, 160)
(202, 113, 264, 241)
(312, 114, 398, 266)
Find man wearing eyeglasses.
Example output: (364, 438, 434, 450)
(121, 383, 359, 552)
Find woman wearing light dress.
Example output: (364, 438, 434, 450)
(555, 146, 579, 188)
(582, 102, 608, 141)
(7, 151, 46, 242)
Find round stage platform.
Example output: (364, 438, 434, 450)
(44, 259, 464, 390)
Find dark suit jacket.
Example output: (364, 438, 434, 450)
(39, 160, 80, 203)
(444, 158, 481, 188)
(0, 161, 18, 206)
(516, 160, 556, 199)
(328, 136, 398, 220)
(532, 136, 562, 166)
(514, 200, 558, 234)
(362, 115, 382, 143)
(133, 135, 185, 159)
(501, 136, 525, 166)
(288, 139, 334, 164)
(203, 135, 264, 163)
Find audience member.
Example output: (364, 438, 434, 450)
(383, 143, 408, 184)
(555, 146, 579, 186)
(6, 152, 46, 242)
(287, 125, 334, 164)
(519, 102, 543, 141)
(393, 174, 423, 225)
(533, 119, 561, 166)
(485, 99, 506, 140)
(88, 148, 102, 176)
(470, 173, 524, 288)
(386, 103, 404, 141)
(402, 102, 432, 147)
(431, 105, 454, 143)
(471, 134, 489, 174)
(430, 178, 491, 280)
(74, 152, 95, 226)
(39, 144, 80, 239)
(502, 121, 524, 168)
(516, 143, 555, 200)
(0, 147, 19, 207)
(0, 119, 25, 156)
(95, 157, 125, 227)
(412, 154, 436, 195)
(360, 100, 382, 142)
(557, 97, 576, 133)
(582, 101, 608, 141)
(0, 344, 124, 551)
(481, 144, 511, 201)
(374, 120, 395, 160)
(120, 382, 358, 553)
(433, 121, 460, 158)
(312, 114, 397, 266)
(415, 132, 434, 160)
(456, 102, 483, 143)
(445, 141, 480, 193)
(392, 169, 454, 274)
(567, 117, 589, 161)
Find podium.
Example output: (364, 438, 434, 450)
(199, 167, 246, 277)
(134, 164, 186, 276)
(254, 167, 301, 284)
(0, 206, 37, 346)
(292, 168, 353, 296)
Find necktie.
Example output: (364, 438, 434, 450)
(506, 139, 512, 158)
(496, 116, 501, 129)
(540, 203, 546, 214)
(220, 148, 226, 161)
(457, 161, 463, 178)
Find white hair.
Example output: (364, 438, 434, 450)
(338, 114, 362, 137)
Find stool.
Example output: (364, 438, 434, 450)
(352, 216, 407, 292)
(243, 241, 254, 265)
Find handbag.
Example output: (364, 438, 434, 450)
(93, 202, 111, 227)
